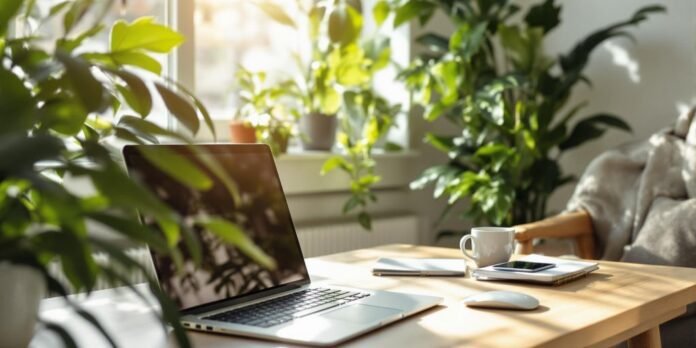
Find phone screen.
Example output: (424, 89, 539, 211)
(492, 261, 555, 272)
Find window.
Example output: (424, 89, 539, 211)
(19, 0, 411, 149)
(22, 1, 167, 50)
(179, 0, 410, 148)
(193, 0, 303, 119)
(20, 0, 171, 126)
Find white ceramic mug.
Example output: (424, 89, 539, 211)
(459, 227, 515, 267)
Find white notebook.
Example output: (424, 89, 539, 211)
(473, 254, 599, 285)
(373, 258, 467, 276)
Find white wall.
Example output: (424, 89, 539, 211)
(409, 0, 696, 244)
(546, 0, 696, 211)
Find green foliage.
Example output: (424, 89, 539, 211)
(257, 0, 402, 229)
(234, 67, 298, 156)
(392, 0, 664, 226)
(0, 1, 273, 347)
(322, 90, 400, 230)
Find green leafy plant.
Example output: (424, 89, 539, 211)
(235, 67, 298, 156)
(0, 1, 274, 346)
(257, 0, 400, 229)
(322, 89, 400, 229)
(385, 0, 663, 226)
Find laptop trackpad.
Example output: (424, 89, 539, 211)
(320, 304, 402, 324)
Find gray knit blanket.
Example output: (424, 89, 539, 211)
(567, 107, 696, 266)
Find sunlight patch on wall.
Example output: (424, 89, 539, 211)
(676, 98, 696, 116)
(604, 41, 641, 83)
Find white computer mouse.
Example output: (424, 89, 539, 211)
(463, 290, 539, 310)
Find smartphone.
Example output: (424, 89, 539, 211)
(492, 261, 555, 272)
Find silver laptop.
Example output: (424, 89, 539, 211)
(123, 144, 442, 346)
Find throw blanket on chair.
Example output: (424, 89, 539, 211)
(567, 107, 696, 266)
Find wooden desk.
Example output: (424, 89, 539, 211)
(33, 245, 696, 347)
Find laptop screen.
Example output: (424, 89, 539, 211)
(123, 144, 309, 311)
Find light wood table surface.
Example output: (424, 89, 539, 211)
(33, 244, 696, 347)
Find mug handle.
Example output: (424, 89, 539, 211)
(459, 235, 478, 262)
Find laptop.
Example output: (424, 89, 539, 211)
(123, 144, 442, 346)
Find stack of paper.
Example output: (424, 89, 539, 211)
(473, 254, 599, 286)
(373, 258, 467, 276)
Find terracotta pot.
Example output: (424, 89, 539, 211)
(228, 121, 257, 143)
(299, 112, 337, 151)
(0, 263, 46, 348)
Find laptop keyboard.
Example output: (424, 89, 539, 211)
(204, 287, 371, 328)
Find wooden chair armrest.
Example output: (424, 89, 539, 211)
(513, 210, 596, 259)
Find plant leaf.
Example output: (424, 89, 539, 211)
(255, 1, 295, 27)
(32, 231, 98, 292)
(0, 134, 64, 174)
(39, 98, 89, 136)
(410, 165, 452, 190)
(197, 218, 276, 270)
(416, 32, 450, 53)
(117, 115, 190, 142)
(560, 5, 665, 74)
(109, 70, 152, 117)
(357, 212, 372, 230)
(559, 114, 632, 150)
(111, 51, 162, 74)
(343, 196, 363, 214)
(55, 51, 106, 113)
(71, 307, 117, 348)
(87, 212, 169, 252)
(321, 156, 348, 175)
(40, 321, 78, 348)
(57, 24, 104, 52)
(524, 0, 561, 34)
(373, 0, 390, 27)
(425, 133, 455, 153)
(164, 77, 217, 140)
(155, 83, 199, 134)
(138, 146, 214, 191)
(329, 4, 362, 46)
(0, 0, 23, 37)
(0, 66, 37, 133)
(393, 0, 434, 27)
(110, 17, 185, 53)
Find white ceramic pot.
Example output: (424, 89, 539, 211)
(0, 263, 46, 348)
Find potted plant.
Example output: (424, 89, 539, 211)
(234, 67, 298, 156)
(322, 88, 402, 230)
(228, 116, 258, 144)
(0, 1, 273, 347)
(385, 0, 663, 227)
(256, 0, 373, 151)
(257, 0, 401, 228)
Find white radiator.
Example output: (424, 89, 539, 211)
(295, 214, 420, 257)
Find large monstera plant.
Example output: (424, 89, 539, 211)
(0, 1, 273, 347)
(384, 0, 664, 226)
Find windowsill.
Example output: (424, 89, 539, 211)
(275, 150, 419, 196)
(192, 119, 418, 196)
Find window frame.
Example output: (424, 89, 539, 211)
(172, 0, 412, 151)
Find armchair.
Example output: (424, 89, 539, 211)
(510, 107, 696, 347)
(513, 210, 595, 259)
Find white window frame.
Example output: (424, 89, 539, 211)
(173, 0, 416, 194)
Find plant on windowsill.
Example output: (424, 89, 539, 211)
(0, 1, 274, 347)
(383, 0, 663, 229)
(232, 67, 298, 156)
(321, 89, 401, 230)
(256, 0, 402, 230)
(245, 1, 338, 151)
